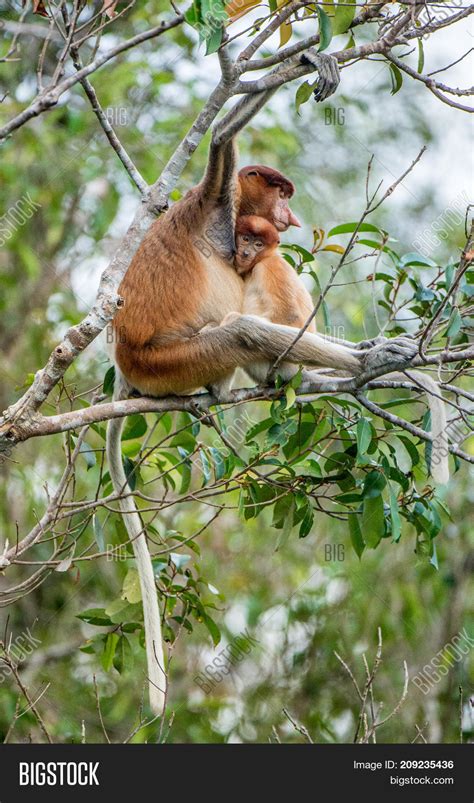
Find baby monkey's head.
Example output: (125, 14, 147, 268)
(234, 215, 280, 275)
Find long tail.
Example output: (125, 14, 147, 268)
(106, 374, 166, 715)
(391, 370, 449, 484)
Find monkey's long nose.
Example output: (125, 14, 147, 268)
(243, 249, 250, 258)
(288, 208, 302, 227)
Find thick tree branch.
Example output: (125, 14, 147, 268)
(2, 346, 472, 446)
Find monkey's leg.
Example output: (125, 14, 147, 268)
(197, 322, 237, 400)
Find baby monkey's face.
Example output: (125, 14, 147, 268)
(234, 232, 265, 274)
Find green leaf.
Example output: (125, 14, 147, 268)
(389, 484, 402, 542)
(399, 252, 437, 268)
(295, 80, 315, 114)
(184, 1, 199, 26)
(397, 435, 420, 468)
(389, 63, 403, 95)
(317, 6, 333, 52)
(430, 541, 439, 570)
(121, 568, 142, 604)
(105, 598, 130, 619)
(177, 454, 192, 494)
(445, 307, 462, 338)
(113, 635, 134, 674)
(322, 299, 331, 330)
(205, 25, 223, 55)
(76, 608, 113, 626)
(362, 494, 385, 548)
(79, 441, 96, 470)
(123, 457, 137, 490)
(169, 552, 191, 571)
(200, 448, 212, 485)
(285, 386, 296, 409)
(415, 284, 436, 302)
(202, 612, 221, 646)
(445, 263, 455, 290)
(348, 512, 365, 558)
(417, 39, 425, 74)
(332, 0, 355, 35)
(299, 505, 314, 538)
(93, 514, 105, 552)
(170, 429, 196, 451)
(101, 632, 119, 672)
(328, 222, 386, 237)
(103, 365, 115, 396)
(122, 414, 147, 441)
(266, 419, 298, 447)
(356, 417, 372, 456)
(276, 496, 296, 550)
(362, 470, 386, 499)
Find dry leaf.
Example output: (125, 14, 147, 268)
(32, 0, 49, 17)
(225, 0, 259, 21)
(101, 0, 118, 18)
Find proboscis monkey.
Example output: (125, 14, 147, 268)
(106, 53, 423, 714)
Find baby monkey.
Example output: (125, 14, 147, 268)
(234, 215, 316, 333)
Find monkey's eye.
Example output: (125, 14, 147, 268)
(255, 241, 263, 249)
(279, 189, 286, 199)
(247, 171, 258, 177)
(242, 235, 250, 243)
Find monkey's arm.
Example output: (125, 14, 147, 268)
(213, 50, 340, 146)
(199, 139, 238, 259)
(316, 332, 391, 351)
(200, 50, 340, 255)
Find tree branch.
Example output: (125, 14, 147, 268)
(71, 47, 148, 194)
(387, 53, 474, 113)
(0, 15, 184, 142)
(2, 346, 472, 447)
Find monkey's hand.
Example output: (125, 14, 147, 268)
(300, 50, 340, 102)
(360, 336, 418, 375)
(354, 335, 389, 351)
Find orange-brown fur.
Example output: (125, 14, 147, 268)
(235, 215, 316, 333)
(113, 165, 303, 395)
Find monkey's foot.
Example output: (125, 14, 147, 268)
(361, 337, 418, 375)
(300, 50, 340, 102)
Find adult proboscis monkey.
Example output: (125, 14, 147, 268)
(106, 53, 427, 714)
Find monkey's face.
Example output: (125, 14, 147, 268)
(238, 167, 301, 232)
(234, 232, 265, 274)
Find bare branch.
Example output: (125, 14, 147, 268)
(387, 53, 474, 113)
(71, 47, 148, 194)
(0, 15, 184, 142)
